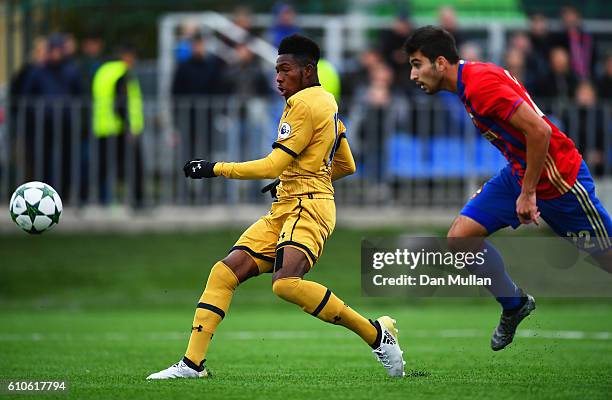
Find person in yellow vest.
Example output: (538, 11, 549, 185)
(92, 45, 144, 208)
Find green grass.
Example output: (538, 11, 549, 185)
(0, 229, 611, 399)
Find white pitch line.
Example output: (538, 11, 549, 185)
(516, 329, 612, 340)
(0, 329, 610, 342)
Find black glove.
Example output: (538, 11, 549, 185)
(183, 159, 217, 179)
(261, 178, 280, 200)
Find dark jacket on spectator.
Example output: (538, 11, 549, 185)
(22, 60, 82, 98)
(171, 55, 225, 96)
(534, 71, 578, 104)
(223, 62, 271, 98)
(597, 75, 612, 100)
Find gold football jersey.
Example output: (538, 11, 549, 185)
(273, 85, 345, 199)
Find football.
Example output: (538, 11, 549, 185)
(9, 181, 62, 234)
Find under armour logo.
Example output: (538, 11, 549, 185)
(332, 316, 342, 324)
(192, 325, 203, 332)
(192, 163, 202, 173)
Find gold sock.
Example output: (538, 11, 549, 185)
(184, 261, 239, 366)
(272, 277, 378, 346)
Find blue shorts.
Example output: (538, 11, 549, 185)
(461, 161, 612, 254)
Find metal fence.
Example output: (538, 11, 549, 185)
(1, 96, 611, 209)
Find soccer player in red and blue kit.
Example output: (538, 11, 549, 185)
(404, 26, 612, 350)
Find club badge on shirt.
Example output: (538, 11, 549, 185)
(278, 122, 291, 140)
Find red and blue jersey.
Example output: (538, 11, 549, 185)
(457, 60, 582, 200)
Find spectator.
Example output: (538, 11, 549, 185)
(92, 45, 144, 208)
(223, 41, 273, 170)
(597, 54, 612, 100)
(504, 47, 526, 87)
(379, 13, 412, 90)
(61, 33, 82, 88)
(365, 63, 394, 107)
(268, 3, 301, 47)
(220, 6, 256, 48)
(172, 34, 225, 97)
(172, 34, 225, 164)
(574, 81, 604, 175)
(506, 32, 537, 91)
(22, 33, 83, 199)
(9, 36, 47, 181)
(78, 33, 105, 95)
(223, 42, 270, 98)
(233, 6, 254, 33)
(527, 13, 552, 80)
(341, 49, 383, 98)
(174, 21, 200, 62)
(355, 62, 407, 187)
(64, 33, 78, 61)
(509, 31, 531, 55)
(459, 42, 481, 62)
(76, 32, 105, 203)
(554, 6, 596, 80)
(438, 6, 464, 48)
(10, 37, 47, 99)
(22, 33, 83, 97)
(534, 47, 577, 105)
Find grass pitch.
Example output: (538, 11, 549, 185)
(0, 229, 611, 399)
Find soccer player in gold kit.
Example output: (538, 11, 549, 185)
(147, 34, 405, 379)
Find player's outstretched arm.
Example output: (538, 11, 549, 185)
(183, 148, 293, 180)
(508, 102, 552, 224)
(332, 134, 356, 181)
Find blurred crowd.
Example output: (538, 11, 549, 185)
(11, 32, 101, 101)
(8, 30, 145, 206)
(168, 4, 611, 176)
(4, 3, 612, 207)
(340, 5, 612, 103)
(341, 5, 612, 178)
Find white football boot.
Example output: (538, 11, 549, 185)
(371, 316, 406, 377)
(146, 359, 209, 380)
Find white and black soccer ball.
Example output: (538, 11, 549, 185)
(9, 181, 62, 234)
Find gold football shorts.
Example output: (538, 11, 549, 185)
(231, 197, 336, 272)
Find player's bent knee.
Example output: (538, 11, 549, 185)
(204, 261, 240, 295)
(448, 216, 488, 237)
(221, 250, 259, 283)
(272, 277, 301, 303)
(271, 248, 308, 304)
(447, 216, 487, 253)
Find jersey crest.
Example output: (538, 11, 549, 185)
(279, 122, 291, 140)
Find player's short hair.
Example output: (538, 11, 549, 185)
(403, 25, 460, 64)
(278, 34, 320, 67)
